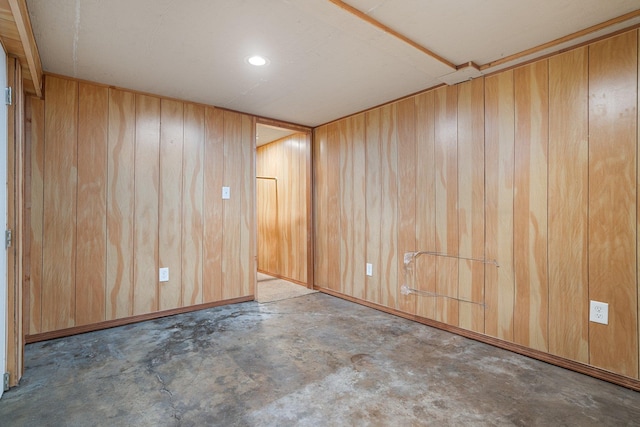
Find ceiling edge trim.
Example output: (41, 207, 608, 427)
(480, 8, 640, 71)
(327, 0, 457, 70)
(9, 0, 42, 97)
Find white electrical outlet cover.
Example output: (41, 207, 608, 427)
(589, 300, 608, 325)
(222, 186, 230, 200)
(159, 267, 169, 282)
(366, 263, 373, 277)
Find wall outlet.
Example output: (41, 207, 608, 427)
(222, 186, 230, 200)
(159, 267, 169, 282)
(589, 300, 608, 325)
(366, 263, 373, 277)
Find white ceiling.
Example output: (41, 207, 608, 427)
(27, 0, 640, 127)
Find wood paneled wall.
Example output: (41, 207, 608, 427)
(314, 30, 640, 379)
(256, 133, 309, 284)
(26, 75, 255, 335)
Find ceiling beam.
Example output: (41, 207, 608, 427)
(328, 0, 456, 70)
(8, 0, 42, 97)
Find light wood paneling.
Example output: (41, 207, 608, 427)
(203, 107, 224, 302)
(76, 83, 108, 326)
(159, 99, 184, 310)
(588, 31, 638, 378)
(434, 85, 459, 326)
(28, 96, 43, 333)
(365, 109, 382, 304)
(240, 114, 255, 297)
(548, 47, 589, 363)
(513, 60, 549, 351)
(314, 126, 329, 288)
(133, 94, 160, 315)
(222, 111, 242, 299)
(182, 104, 205, 306)
(380, 103, 398, 309)
(106, 89, 135, 320)
(257, 132, 308, 284)
(42, 76, 77, 332)
(414, 91, 436, 319)
(27, 76, 256, 342)
(326, 122, 342, 292)
(484, 70, 515, 341)
(457, 78, 485, 333)
(340, 114, 366, 299)
(396, 98, 417, 315)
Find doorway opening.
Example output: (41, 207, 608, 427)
(255, 120, 313, 303)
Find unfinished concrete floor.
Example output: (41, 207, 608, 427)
(2, 293, 640, 426)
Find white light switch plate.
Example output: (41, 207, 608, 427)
(159, 267, 169, 282)
(589, 300, 608, 325)
(222, 186, 230, 199)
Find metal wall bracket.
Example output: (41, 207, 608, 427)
(3, 373, 9, 391)
(5, 87, 12, 105)
(5, 229, 11, 249)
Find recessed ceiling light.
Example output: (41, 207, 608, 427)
(247, 55, 269, 66)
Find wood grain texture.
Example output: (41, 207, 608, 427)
(340, 114, 366, 299)
(159, 99, 184, 310)
(484, 71, 515, 341)
(513, 60, 549, 352)
(414, 91, 437, 319)
(182, 103, 204, 306)
(548, 47, 589, 363)
(133, 94, 160, 315)
(42, 75, 78, 332)
(28, 96, 44, 334)
(203, 107, 224, 302)
(76, 83, 108, 326)
(313, 126, 329, 288)
(222, 111, 242, 299)
(457, 78, 485, 333)
(434, 85, 459, 326)
(396, 98, 417, 315)
(257, 133, 308, 284)
(379, 103, 398, 309)
(365, 109, 382, 305)
(106, 89, 135, 320)
(588, 31, 638, 378)
(326, 122, 342, 292)
(240, 114, 255, 297)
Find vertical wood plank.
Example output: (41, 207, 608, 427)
(76, 83, 108, 326)
(396, 98, 417, 315)
(240, 114, 255, 297)
(326, 122, 342, 292)
(203, 108, 224, 302)
(485, 71, 515, 341)
(182, 103, 204, 306)
(314, 126, 329, 288)
(548, 47, 589, 363)
(28, 96, 44, 334)
(42, 76, 78, 332)
(158, 99, 184, 310)
(380, 103, 398, 308)
(457, 78, 486, 333)
(514, 60, 549, 351)
(106, 89, 135, 320)
(365, 110, 382, 304)
(222, 111, 242, 299)
(414, 91, 437, 319)
(352, 115, 366, 300)
(434, 85, 459, 326)
(133, 94, 160, 315)
(589, 31, 638, 377)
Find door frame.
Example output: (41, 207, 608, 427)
(255, 117, 314, 289)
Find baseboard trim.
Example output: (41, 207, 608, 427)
(315, 286, 640, 392)
(25, 296, 255, 344)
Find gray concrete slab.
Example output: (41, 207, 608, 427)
(2, 293, 640, 426)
